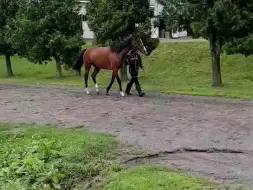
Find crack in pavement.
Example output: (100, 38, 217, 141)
(123, 147, 252, 164)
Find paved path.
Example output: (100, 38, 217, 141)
(0, 83, 252, 189)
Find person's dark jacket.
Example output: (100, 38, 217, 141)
(125, 51, 143, 77)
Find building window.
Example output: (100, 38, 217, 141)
(81, 14, 87, 21)
(150, 6, 155, 15)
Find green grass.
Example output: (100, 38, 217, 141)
(0, 123, 117, 189)
(105, 166, 216, 190)
(141, 42, 253, 99)
(1, 42, 253, 99)
(0, 123, 218, 190)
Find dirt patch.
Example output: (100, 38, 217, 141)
(1, 82, 253, 189)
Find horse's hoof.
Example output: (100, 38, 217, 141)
(105, 92, 109, 96)
(85, 88, 90, 95)
(120, 91, 125, 97)
(96, 91, 100, 95)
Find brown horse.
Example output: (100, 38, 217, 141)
(72, 33, 147, 96)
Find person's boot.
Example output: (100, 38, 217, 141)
(136, 84, 145, 97)
(125, 83, 132, 95)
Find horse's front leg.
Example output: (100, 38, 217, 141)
(106, 70, 116, 96)
(106, 69, 124, 97)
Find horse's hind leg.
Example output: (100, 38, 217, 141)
(84, 63, 91, 95)
(116, 74, 124, 96)
(91, 66, 100, 94)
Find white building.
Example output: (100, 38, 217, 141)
(79, 0, 187, 40)
(79, 0, 94, 39)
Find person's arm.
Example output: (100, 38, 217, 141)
(137, 54, 144, 69)
(125, 55, 129, 65)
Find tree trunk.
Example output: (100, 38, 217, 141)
(5, 53, 14, 76)
(168, 28, 173, 39)
(120, 63, 128, 81)
(55, 57, 63, 78)
(76, 70, 81, 76)
(209, 30, 222, 87)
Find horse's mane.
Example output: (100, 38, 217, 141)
(110, 35, 134, 53)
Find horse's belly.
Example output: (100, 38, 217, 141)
(93, 59, 112, 70)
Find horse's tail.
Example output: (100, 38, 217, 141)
(72, 49, 87, 74)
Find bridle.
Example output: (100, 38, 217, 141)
(132, 37, 147, 55)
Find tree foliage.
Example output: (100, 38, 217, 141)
(156, 0, 194, 37)
(160, 0, 253, 87)
(223, 2, 253, 57)
(7, 0, 85, 78)
(155, 0, 185, 37)
(86, 0, 159, 54)
(87, 0, 150, 41)
(224, 34, 253, 57)
(0, 0, 20, 76)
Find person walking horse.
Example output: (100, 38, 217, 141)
(72, 32, 147, 97)
(125, 49, 145, 97)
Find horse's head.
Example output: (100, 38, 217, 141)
(110, 32, 147, 55)
(132, 32, 148, 55)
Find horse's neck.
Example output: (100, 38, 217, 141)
(119, 47, 131, 60)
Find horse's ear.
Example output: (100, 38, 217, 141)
(132, 27, 140, 37)
(133, 31, 140, 39)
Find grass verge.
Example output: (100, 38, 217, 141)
(0, 123, 217, 190)
(0, 123, 116, 189)
(1, 42, 253, 99)
(103, 166, 216, 190)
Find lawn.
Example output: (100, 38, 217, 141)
(0, 123, 217, 190)
(105, 166, 216, 190)
(1, 42, 253, 99)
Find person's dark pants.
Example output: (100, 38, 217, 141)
(125, 76, 145, 96)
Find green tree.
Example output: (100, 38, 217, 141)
(8, 0, 85, 78)
(224, 34, 253, 57)
(0, 0, 20, 76)
(223, 3, 253, 57)
(87, 0, 151, 43)
(86, 0, 159, 80)
(161, 0, 252, 87)
(155, 0, 182, 39)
